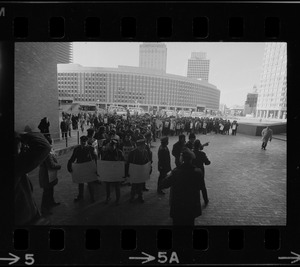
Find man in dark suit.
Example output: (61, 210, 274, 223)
(157, 137, 171, 195)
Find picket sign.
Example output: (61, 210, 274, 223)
(72, 161, 98, 183)
(128, 162, 151, 183)
(97, 160, 125, 182)
(48, 169, 58, 183)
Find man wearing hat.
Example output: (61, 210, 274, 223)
(67, 135, 98, 203)
(159, 148, 204, 225)
(128, 138, 152, 203)
(157, 136, 171, 195)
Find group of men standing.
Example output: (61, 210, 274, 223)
(157, 133, 211, 225)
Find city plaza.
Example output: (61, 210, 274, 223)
(28, 125, 286, 226)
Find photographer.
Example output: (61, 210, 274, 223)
(14, 132, 51, 225)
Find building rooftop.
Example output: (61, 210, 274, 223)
(57, 64, 219, 91)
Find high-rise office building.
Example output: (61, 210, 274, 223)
(139, 43, 167, 73)
(244, 86, 258, 115)
(187, 52, 210, 81)
(15, 42, 73, 138)
(256, 43, 287, 119)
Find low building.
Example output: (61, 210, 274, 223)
(57, 64, 221, 113)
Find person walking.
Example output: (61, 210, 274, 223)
(193, 139, 211, 206)
(231, 120, 239, 136)
(261, 126, 273, 150)
(159, 148, 204, 226)
(67, 136, 98, 203)
(157, 137, 171, 195)
(39, 137, 61, 216)
(102, 139, 124, 205)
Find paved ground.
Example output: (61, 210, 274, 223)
(28, 131, 286, 226)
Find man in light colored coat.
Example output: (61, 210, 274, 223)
(261, 126, 273, 150)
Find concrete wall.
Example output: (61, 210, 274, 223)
(238, 122, 286, 136)
(15, 43, 70, 139)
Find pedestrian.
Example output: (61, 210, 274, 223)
(172, 134, 186, 167)
(231, 120, 239, 135)
(128, 139, 152, 203)
(67, 136, 98, 203)
(38, 117, 50, 139)
(157, 136, 171, 195)
(39, 137, 61, 216)
(121, 134, 136, 179)
(159, 148, 204, 226)
(15, 131, 51, 225)
(193, 139, 211, 206)
(60, 118, 68, 140)
(66, 116, 72, 137)
(261, 126, 273, 150)
(102, 139, 124, 205)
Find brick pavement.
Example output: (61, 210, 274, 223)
(28, 131, 286, 226)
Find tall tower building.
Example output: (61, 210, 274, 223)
(187, 52, 210, 81)
(139, 42, 167, 73)
(256, 43, 287, 119)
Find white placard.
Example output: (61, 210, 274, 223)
(97, 160, 125, 182)
(71, 161, 98, 183)
(48, 169, 58, 183)
(220, 125, 224, 130)
(128, 162, 151, 183)
(232, 125, 236, 130)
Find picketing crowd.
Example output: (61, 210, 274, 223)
(17, 110, 277, 226)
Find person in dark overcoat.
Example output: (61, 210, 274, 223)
(193, 139, 211, 206)
(15, 132, 51, 225)
(38, 117, 50, 139)
(172, 134, 186, 167)
(39, 137, 61, 215)
(157, 136, 171, 195)
(60, 118, 68, 139)
(159, 148, 204, 226)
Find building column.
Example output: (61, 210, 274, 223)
(278, 110, 282, 119)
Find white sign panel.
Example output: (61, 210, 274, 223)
(97, 160, 125, 182)
(71, 161, 98, 183)
(128, 162, 151, 183)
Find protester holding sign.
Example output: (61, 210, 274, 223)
(67, 136, 98, 203)
(101, 139, 125, 205)
(128, 138, 152, 203)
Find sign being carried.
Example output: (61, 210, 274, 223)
(71, 161, 98, 183)
(128, 162, 151, 183)
(97, 160, 125, 182)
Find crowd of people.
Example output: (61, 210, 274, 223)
(15, 111, 276, 226)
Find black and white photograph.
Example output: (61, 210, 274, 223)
(14, 42, 287, 226)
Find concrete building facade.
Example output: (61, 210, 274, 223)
(15, 42, 72, 138)
(139, 43, 167, 73)
(58, 64, 220, 112)
(187, 52, 210, 81)
(244, 93, 258, 115)
(256, 43, 287, 119)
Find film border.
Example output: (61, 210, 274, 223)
(1, 1, 299, 265)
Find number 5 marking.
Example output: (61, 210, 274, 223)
(25, 254, 35, 265)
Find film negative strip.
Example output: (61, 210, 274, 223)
(1, 1, 300, 266)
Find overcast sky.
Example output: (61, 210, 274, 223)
(72, 42, 266, 108)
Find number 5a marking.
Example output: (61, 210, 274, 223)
(25, 254, 35, 265)
(158, 252, 179, 264)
